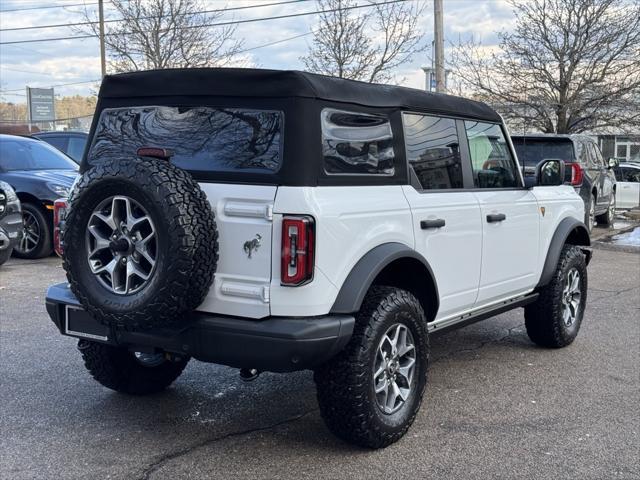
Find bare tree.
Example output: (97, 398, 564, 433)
(451, 0, 640, 134)
(301, 0, 426, 84)
(80, 0, 244, 73)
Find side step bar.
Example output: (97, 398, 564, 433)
(429, 293, 539, 336)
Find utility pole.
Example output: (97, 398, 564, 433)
(98, 0, 106, 78)
(434, 0, 445, 93)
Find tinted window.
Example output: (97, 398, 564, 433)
(89, 106, 283, 173)
(465, 121, 519, 188)
(40, 135, 68, 152)
(512, 138, 575, 167)
(576, 141, 591, 166)
(621, 167, 640, 182)
(589, 142, 604, 167)
(322, 109, 394, 175)
(0, 138, 78, 171)
(403, 113, 463, 189)
(67, 136, 87, 162)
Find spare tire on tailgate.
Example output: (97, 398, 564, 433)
(63, 157, 218, 331)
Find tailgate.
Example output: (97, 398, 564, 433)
(197, 183, 276, 319)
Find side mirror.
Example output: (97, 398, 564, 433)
(608, 157, 619, 169)
(535, 158, 565, 186)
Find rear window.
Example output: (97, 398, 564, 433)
(88, 106, 283, 173)
(512, 138, 575, 167)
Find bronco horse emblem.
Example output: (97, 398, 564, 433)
(243, 234, 262, 259)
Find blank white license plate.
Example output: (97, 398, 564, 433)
(64, 305, 109, 342)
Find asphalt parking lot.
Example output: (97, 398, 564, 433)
(1, 241, 638, 480)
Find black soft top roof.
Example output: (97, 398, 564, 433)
(98, 67, 501, 122)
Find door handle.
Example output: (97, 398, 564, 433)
(420, 219, 446, 229)
(486, 213, 506, 223)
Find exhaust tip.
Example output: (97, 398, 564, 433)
(239, 368, 260, 382)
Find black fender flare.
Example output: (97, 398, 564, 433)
(330, 242, 439, 315)
(537, 217, 591, 288)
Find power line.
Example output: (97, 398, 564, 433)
(0, 0, 312, 32)
(0, 0, 410, 45)
(0, 67, 56, 76)
(1, 79, 101, 94)
(0, 29, 315, 93)
(0, 1, 105, 13)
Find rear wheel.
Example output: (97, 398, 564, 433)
(525, 245, 587, 348)
(78, 340, 189, 395)
(596, 193, 615, 226)
(314, 286, 429, 448)
(586, 194, 596, 232)
(13, 203, 52, 259)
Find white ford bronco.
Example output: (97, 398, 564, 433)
(46, 68, 591, 449)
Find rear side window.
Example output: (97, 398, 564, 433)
(511, 138, 575, 167)
(465, 121, 520, 188)
(321, 108, 394, 175)
(88, 106, 283, 173)
(588, 142, 604, 167)
(41, 135, 68, 152)
(67, 136, 87, 162)
(402, 113, 463, 189)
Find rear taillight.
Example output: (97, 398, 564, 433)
(565, 162, 584, 186)
(53, 198, 68, 257)
(281, 215, 315, 286)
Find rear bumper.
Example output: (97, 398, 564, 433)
(45, 283, 354, 373)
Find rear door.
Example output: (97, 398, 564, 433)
(464, 121, 540, 306)
(401, 113, 482, 321)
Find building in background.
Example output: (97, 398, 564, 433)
(598, 134, 640, 163)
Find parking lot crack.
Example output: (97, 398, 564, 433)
(137, 409, 318, 480)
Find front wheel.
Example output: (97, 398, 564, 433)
(13, 203, 52, 259)
(78, 340, 190, 395)
(525, 245, 587, 348)
(314, 286, 429, 449)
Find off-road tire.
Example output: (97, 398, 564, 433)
(63, 158, 218, 331)
(78, 340, 189, 395)
(13, 203, 53, 259)
(314, 286, 429, 449)
(596, 193, 615, 226)
(525, 245, 587, 348)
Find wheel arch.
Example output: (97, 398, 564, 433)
(16, 192, 44, 207)
(537, 217, 591, 288)
(330, 242, 439, 323)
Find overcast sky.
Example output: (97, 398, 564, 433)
(0, 0, 515, 102)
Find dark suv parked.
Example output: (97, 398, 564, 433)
(512, 134, 617, 230)
(0, 134, 77, 258)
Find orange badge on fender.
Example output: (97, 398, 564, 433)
(540, 207, 546, 217)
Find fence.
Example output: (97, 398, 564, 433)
(0, 115, 93, 135)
